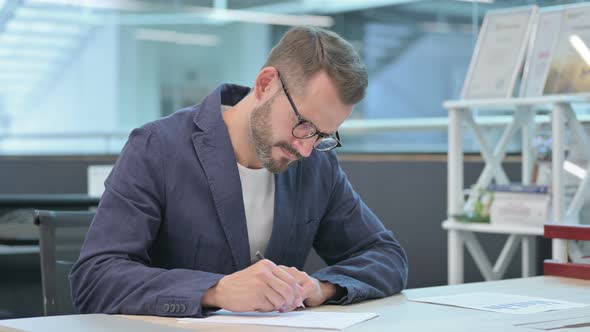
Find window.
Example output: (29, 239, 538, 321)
(0, 0, 587, 155)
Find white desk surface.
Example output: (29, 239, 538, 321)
(2, 276, 590, 332)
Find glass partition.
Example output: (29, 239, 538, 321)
(0, 0, 587, 154)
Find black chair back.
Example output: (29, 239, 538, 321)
(34, 210, 95, 316)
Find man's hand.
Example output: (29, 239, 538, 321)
(278, 266, 343, 307)
(201, 259, 304, 312)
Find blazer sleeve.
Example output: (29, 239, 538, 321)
(311, 152, 409, 305)
(69, 126, 223, 318)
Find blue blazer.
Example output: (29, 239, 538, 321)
(70, 84, 408, 318)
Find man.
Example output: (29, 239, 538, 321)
(70, 26, 408, 317)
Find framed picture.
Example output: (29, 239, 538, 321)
(520, 8, 563, 97)
(544, 3, 590, 95)
(461, 6, 537, 99)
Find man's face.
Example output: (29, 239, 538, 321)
(250, 93, 299, 173)
(250, 71, 352, 174)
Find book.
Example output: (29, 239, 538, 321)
(488, 183, 549, 194)
(490, 191, 550, 226)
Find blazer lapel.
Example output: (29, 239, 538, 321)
(264, 163, 299, 263)
(191, 126, 251, 271)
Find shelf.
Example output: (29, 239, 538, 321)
(544, 260, 590, 280)
(544, 224, 590, 241)
(443, 95, 590, 110)
(442, 220, 544, 236)
(444, 94, 590, 284)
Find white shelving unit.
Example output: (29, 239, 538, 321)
(444, 95, 590, 284)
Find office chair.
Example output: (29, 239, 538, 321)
(33, 210, 95, 316)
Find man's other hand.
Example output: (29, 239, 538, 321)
(278, 265, 342, 307)
(201, 259, 304, 312)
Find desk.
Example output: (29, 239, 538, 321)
(2, 276, 589, 331)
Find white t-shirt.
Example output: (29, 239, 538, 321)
(236, 162, 275, 262)
(221, 104, 275, 262)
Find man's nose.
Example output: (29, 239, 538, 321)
(292, 137, 315, 158)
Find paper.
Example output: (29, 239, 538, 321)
(508, 306, 590, 329)
(178, 310, 378, 330)
(87, 165, 113, 197)
(521, 316, 590, 330)
(509, 306, 590, 326)
(410, 292, 588, 315)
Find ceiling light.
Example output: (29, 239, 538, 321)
(14, 7, 103, 24)
(197, 7, 334, 27)
(570, 34, 590, 67)
(0, 33, 77, 48)
(6, 21, 84, 35)
(0, 47, 66, 59)
(135, 29, 219, 46)
(456, 0, 494, 3)
(27, 0, 148, 11)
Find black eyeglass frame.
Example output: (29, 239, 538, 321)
(276, 71, 342, 151)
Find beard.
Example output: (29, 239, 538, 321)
(250, 95, 303, 174)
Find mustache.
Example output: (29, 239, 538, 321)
(274, 142, 303, 160)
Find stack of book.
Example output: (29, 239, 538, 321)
(488, 183, 550, 227)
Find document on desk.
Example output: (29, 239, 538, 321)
(507, 306, 590, 330)
(178, 310, 378, 330)
(410, 292, 588, 315)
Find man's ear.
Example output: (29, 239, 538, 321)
(253, 67, 279, 101)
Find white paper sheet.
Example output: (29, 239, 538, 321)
(178, 310, 378, 330)
(410, 292, 588, 315)
(521, 316, 590, 330)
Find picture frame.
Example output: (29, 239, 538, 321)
(543, 3, 590, 96)
(519, 7, 564, 97)
(461, 6, 537, 99)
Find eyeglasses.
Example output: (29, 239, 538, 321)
(277, 71, 342, 152)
